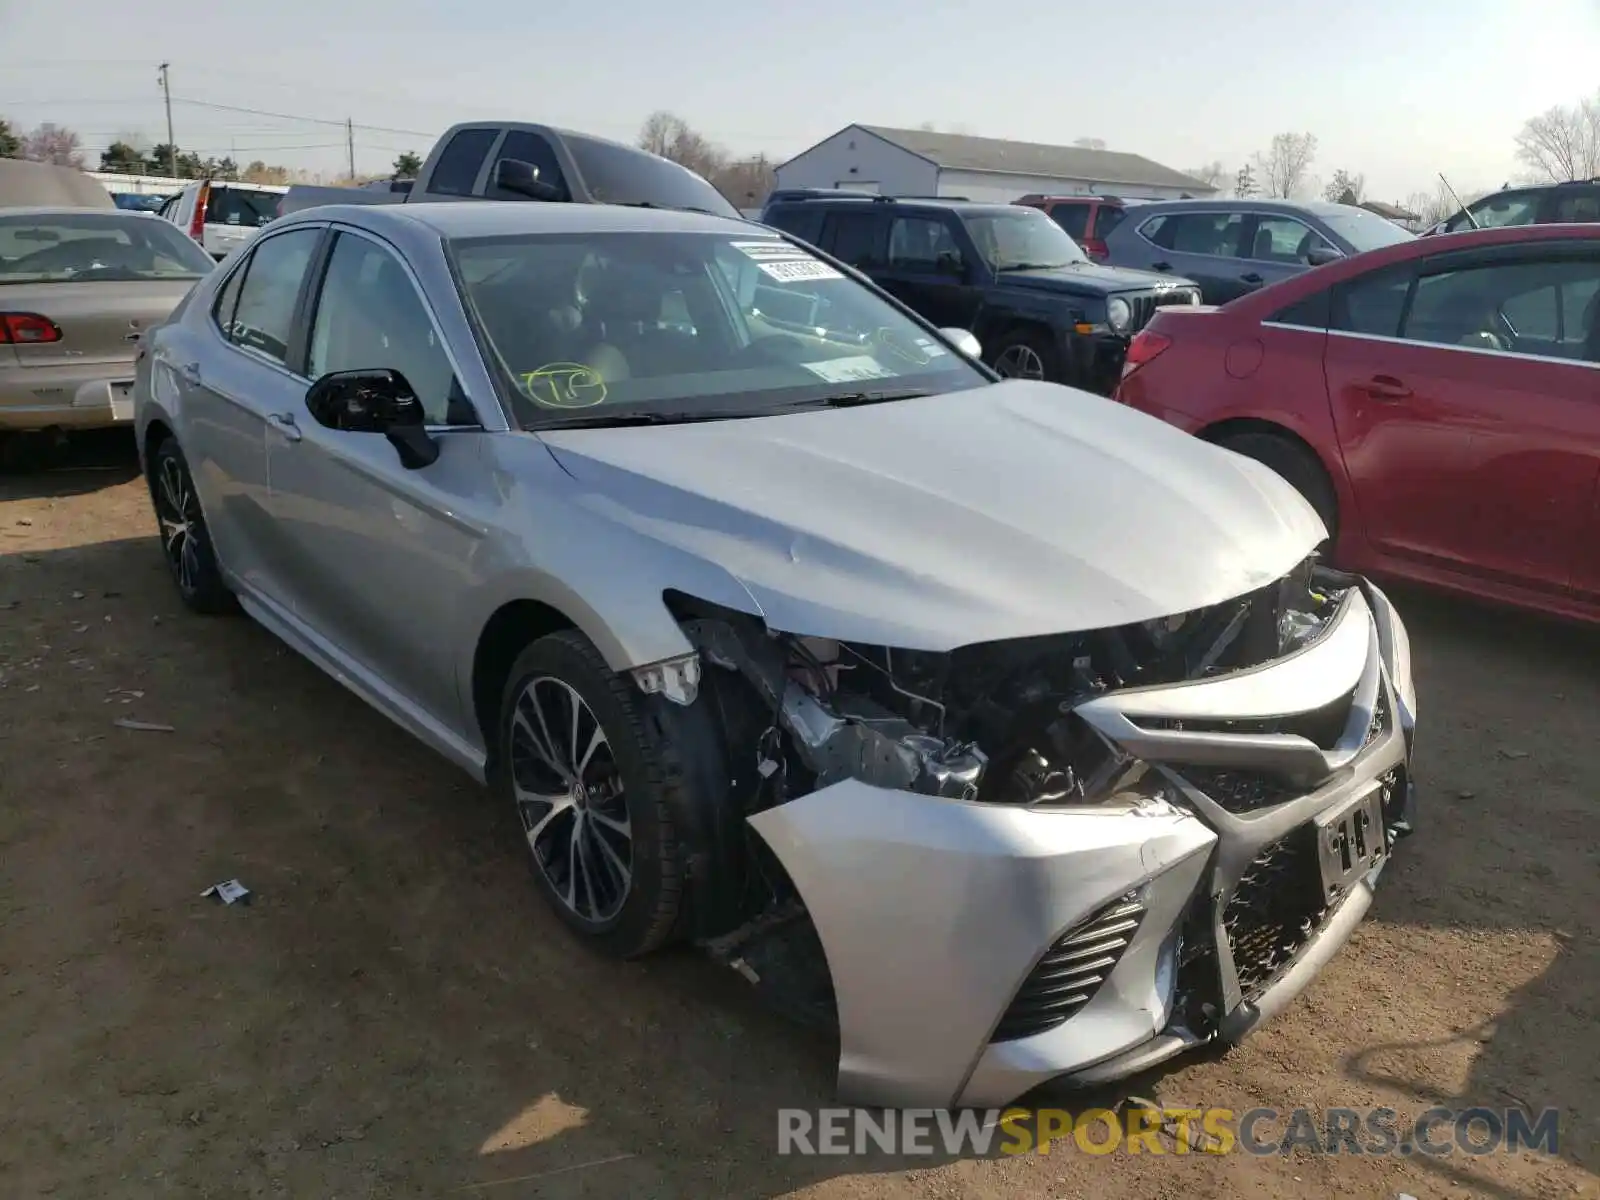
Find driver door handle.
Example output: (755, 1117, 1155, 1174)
(178, 361, 202, 386)
(266, 412, 303, 442)
(1240, 272, 1264, 284)
(1151, 261, 1172, 272)
(1361, 374, 1412, 402)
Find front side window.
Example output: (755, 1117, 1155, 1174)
(1332, 265, 1414, 337)
(227, 228, 321, 363)
(489, 131, 570, 202)
(1445, 191, 1540, 234)
(1318, 207, 1414, 252)
(450, 230, 988, 428)
(1143, 212, 1246, 258)
(887, 215, 964, 273)
(963, 208, 1087, 270)
(308, 233, 466, 424)
(1550, 188, 1600, 223)
(1248, 216, 1334, 264)
(1404, 256, 1600, 359)
(0, 212, 216, 283)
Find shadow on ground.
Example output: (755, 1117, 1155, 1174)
(0, 523, 1593, 1198)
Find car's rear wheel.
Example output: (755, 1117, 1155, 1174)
(988, 329, 1060, 383)
(1216, 431, 1339, 542)
(149, 437, 235, 614)
(495, 630, 685, 959)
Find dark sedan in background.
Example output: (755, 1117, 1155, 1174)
(1101, 198, 1414, 303)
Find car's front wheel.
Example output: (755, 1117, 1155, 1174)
(988, 328, 1061, 383)
(495, 630, 687, 959)
(149, 437, 235, 614)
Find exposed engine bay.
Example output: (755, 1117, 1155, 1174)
(661, 558, 1356, 1026)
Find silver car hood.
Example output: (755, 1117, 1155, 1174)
(539, 379, 1325, 651)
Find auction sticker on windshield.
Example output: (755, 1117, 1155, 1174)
(731, 240, 843, 283)
(801, 356, 896, 383)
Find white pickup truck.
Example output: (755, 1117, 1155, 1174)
(277, 121, 739, 219)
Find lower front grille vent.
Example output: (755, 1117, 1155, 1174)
(991, 893, 1145, 1042)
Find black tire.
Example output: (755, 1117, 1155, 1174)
(1216, 431, 1339, 541)
(148, 437, 236, 614)
(494, 629, 686, 959)
(987, 328, 1062, 383)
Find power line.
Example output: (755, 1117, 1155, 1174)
(168, 96, 434, 139)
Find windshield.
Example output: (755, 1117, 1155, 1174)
(0, 212, 216, 283)
(1319, 207, 1415, 252)
(451, 230, 988, 427)
(964, 208, 1089, 270)
(205, 186, 282, 229)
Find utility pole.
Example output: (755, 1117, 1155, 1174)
(157, 62, 176, 177)
(346, 117, 356, 181)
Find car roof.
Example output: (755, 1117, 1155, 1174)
(280, 201, 758, 240)
(768, 195, 1020, 218)
(1130, 197, 1348, 217)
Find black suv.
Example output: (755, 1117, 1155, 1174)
(1427, 178, 1600, 235)
(758, 191, 1201, 393)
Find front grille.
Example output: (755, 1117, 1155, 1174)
(1222, 828, 1328, 1002)
(1177, 767, 1299, 814)
(1138, 688, 1356, 749)
(1126, 288, 1199, 333)
(991, 893, 1145, 1042)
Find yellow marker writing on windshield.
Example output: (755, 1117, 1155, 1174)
(521, 363, 607, 409)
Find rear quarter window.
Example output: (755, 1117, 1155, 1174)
(1048, 204, 1089, 240)
(1092, 206, 1127, 239)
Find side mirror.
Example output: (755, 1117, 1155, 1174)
(940, 328, 982, 360)
(305, 369, 439, 469)
(1306, 245, 1342, 267)
(494, 158, 563, 202)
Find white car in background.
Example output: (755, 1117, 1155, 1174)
(157, 180, 288, 260)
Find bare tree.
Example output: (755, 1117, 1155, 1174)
(1234, 163, 1257, 199)
(1182, 161, 1227, 191)
(1323, 169, 1367, 205)
(1253, 132, 1318, 199)
(1404, 180, 1486, 228)
(636, 110, 726, 180)
(1073, 137, 1107, 151)
(1514, 91, 1600, 182)
(240, 160, 291, 185)
(20, 122, 85, 168)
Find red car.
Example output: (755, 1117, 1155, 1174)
(1014, 195, 1131, 261)
(1115, 223, 1600, 625)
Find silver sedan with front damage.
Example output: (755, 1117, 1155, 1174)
(132, 201, 1419, 1109)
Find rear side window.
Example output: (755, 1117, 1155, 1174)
(205, 186, 279, 229)
(821, 211, 884, 268)
(489, 130, 570, 201)
(212, 260, 247, 336)
(1446, 191, 1539, 234)
(226, 228, 321, 364)
(430, 128, 498, 197)
(762, 205, 824, 245)
(1048, 204, 1089, 240)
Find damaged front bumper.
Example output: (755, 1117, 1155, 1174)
(745, 580, 1418, 1109)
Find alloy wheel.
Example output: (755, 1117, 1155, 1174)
(154, 456, 202, 595)
(993, 344, 1046, 380)
(509, 676, 633, 924)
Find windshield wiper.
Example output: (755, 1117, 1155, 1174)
(996, 261, 1078, 272)
(531, 408, 768, 430)
(617, 201, 723, 217)
(803, 388, 932, 408)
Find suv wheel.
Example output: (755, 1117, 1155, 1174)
(989, 330, 1060, 382)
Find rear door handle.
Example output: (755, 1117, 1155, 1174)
(1240, 272, 1264, 284)
(179, 361, 202, 385)
(266, 412, 303, 442)
(1361, 375, 1412, 401)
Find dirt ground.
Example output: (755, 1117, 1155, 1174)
(0, 432, 1595, 1200)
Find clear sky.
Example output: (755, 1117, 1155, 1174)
(3, 0, 1598, 202)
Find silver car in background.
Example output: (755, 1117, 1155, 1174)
(133, 201, 1419, 1108)
(1, 206, 216, 433)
